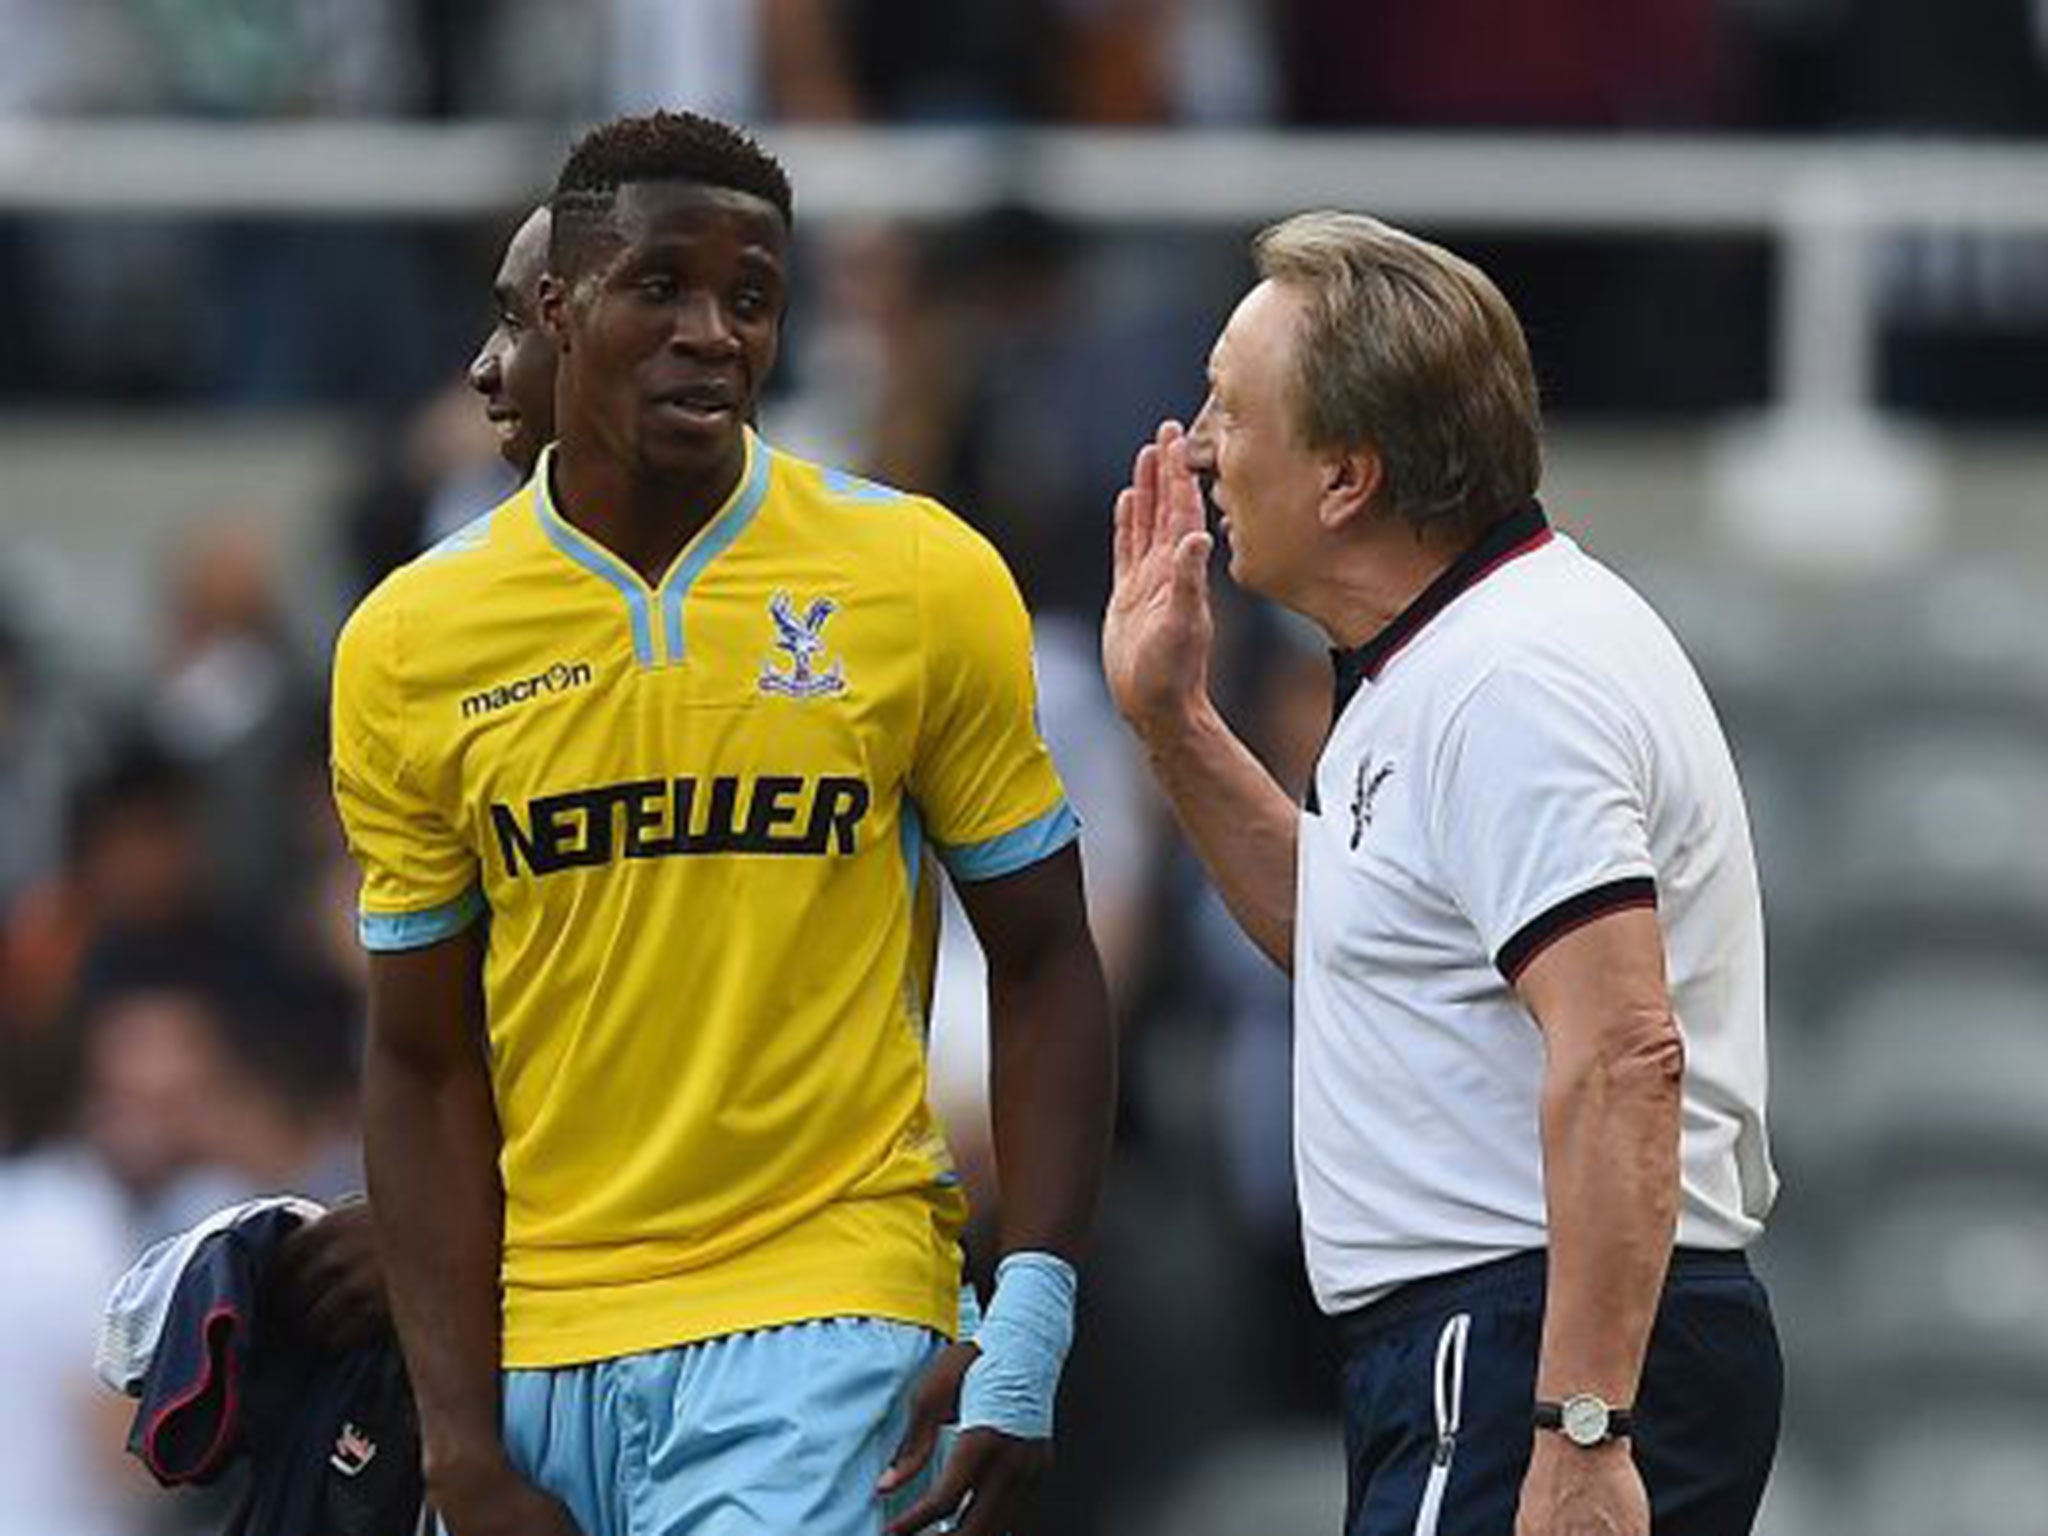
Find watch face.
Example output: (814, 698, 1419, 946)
(1560, 1394, 1610, 1447)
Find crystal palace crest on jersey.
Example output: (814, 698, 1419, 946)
(759, 591, 847, 698)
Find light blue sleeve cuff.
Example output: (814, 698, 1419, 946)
(936, 801, 1081, 883)
(359, 886, 485, 952)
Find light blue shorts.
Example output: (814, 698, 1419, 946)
(501, 1318, 950, 1536)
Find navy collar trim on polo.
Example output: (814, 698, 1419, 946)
(1330, 500, 1552, 714)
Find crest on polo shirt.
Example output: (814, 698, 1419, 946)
(1350, 755, 1395, 850)
(760, 591, 847, 698)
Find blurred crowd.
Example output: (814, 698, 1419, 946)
(4, 0, 2048, 418)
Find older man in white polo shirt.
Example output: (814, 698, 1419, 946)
(1104, 213, 1780, 1536)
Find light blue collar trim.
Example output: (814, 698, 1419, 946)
(658, 433, 772, 665)
(531, 434, 771, 670)
(533, 446, 656, 667)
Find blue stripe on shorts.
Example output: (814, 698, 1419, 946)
(502, 1318, 950, 1536)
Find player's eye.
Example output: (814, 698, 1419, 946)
(732, 286, 771, 321)
(637, 274, 678, 302)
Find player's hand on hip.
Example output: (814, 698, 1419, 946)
(1514, 1436, 1650, 1536)
(274, 1199, 389, 1353)
(879, 1340, 977, 1498)
(1104, 418, 1216, 742)
(885, 1422, 1050, 1536)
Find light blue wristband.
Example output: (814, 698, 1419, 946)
(957, 1252, 1076, 1441)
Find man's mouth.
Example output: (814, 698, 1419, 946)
(651, 381, 739, 426)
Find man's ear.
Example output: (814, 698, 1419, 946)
(1318, 444, 1382, 532)
(538, 272, 573, 352)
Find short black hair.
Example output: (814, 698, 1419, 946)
(551, 110, 793, 277)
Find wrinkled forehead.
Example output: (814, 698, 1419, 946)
(1210, 280, 1300, 383)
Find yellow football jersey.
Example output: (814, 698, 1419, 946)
(330, 431, 1076, 1368)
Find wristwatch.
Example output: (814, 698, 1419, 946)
(1534, 1394, 1634, 1447)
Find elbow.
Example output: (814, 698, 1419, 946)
(1546, 1008, 1685, 1113)
(1600, 1010, 1686, 1102)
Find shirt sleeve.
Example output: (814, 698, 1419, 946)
(1429, 663, 1659, 983)
(329, 592, 484, 950)
(908, 506, 1078, 883)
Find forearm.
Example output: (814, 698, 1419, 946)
(362, 1034, 509, 1498)
(1138, 697, 1299, 971)
(1535, 1018, 1684, 1407)
(985, 934, 1116, 1262)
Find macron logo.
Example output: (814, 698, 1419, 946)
(461, 661, 594, 719)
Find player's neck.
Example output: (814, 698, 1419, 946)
(550, 438, 747, 586)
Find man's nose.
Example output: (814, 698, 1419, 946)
(468, 342, 501, 395)
(669, 295, 739, 354)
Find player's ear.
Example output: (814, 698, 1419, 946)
(1318, 443, 1381, 533)
(538, 272, 573, 352)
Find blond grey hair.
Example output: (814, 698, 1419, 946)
(1252, 211, 1542, 541)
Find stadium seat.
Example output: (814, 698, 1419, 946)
(1809, 726, 2048, 960)
(1827, 1178, 2048, 1391)
(1805, 958, 2048, 1183)
(1847, 1406, 2048, 1536)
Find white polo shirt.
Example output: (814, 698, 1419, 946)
(1295, 504, 1777, 1315)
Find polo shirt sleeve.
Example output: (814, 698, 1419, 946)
(1429, 663, 1658, 984)
(330, 592, 484, 951)
(907, 504, 1078, 883)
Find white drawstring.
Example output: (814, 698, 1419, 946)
(1412, 1312, 1471, 1536)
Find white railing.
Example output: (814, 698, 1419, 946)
(10, 123, 2048, 417)
(7, 121, 2043, 564)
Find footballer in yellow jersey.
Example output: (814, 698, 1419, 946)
(334, 428, 1069, 1364)
(334, 112, 1114, 1536)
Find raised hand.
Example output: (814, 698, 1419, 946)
(1103, 419, 1215, 743)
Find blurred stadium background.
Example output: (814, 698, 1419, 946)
(6, 2, 2048, 1533)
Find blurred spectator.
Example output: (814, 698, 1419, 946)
(926, 608, 1163, 1214)
(119, 0, 423, 117)
(78, 981, 253, 1241)
(0, 1024, 146, 1536)
(829, 0, 1063, 121)
(343, 372, 521, 593)
(1276, 0, 1726, 127)
(1, 735, 220, 1035)
(143, 521, 326, 924)
(79, 975, 360, 1242)
(1158, 0, 1279, 125)
(0, 607, 89, 913)
(151, 523, 300, 766)
(770, 220, 961, 485)
(937, 205, 1202, 620)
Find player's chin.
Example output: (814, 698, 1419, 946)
(638, 409, 742, 470)
(504, 426, 546, 477)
